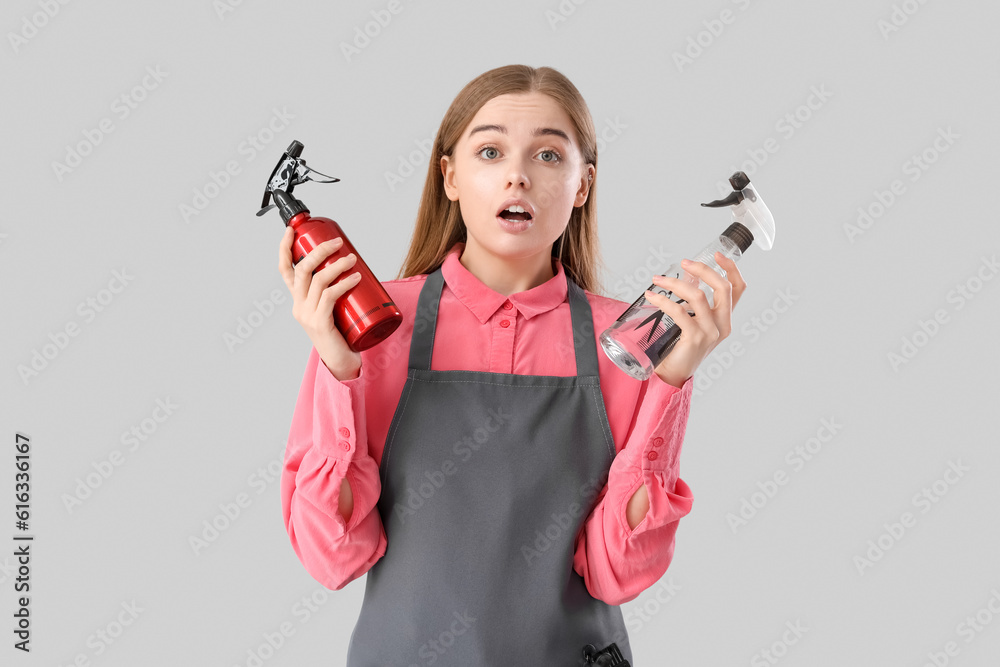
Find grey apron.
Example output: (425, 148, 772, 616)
(346, 266, 632, 666)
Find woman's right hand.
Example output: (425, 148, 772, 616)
(279, 227, 363, 380)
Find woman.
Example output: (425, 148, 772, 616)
(279, 64, 745, 665)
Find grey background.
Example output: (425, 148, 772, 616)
(2, 0, 998, 665)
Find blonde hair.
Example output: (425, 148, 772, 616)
(394, 64, 607, 296)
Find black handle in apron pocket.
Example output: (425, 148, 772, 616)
(582, 641, 631, 666)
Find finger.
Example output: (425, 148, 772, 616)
(293, 238, 344, 304)
(312, 250, 358, 287)
(317, 268, 363, 315)
(305, 252, 358, 310)
(680, 258, 734, 314)
(643, 287, 712, 344)
(713, 252, 747, 308)
(278, 227, 296, 290)
(650, 274, 713, 324)
(650, 274, 725, 342)
(670, 261, 734, 339)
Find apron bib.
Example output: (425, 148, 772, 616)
(346, 266, 631, 666)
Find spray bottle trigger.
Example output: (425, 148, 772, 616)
(700, 190, 744, 208)
(257, 139, 340, 217)
(296, 163, 339, 184)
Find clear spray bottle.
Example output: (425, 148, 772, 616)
(600, 171, 776, 381)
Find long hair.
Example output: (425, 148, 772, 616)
(394, 65, 607, 296)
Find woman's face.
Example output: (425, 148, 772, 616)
(441, 91, 594, 261)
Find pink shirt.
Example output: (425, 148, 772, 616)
(281, 241, 694, 606)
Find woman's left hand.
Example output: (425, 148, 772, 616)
(643, 252, 748, 388)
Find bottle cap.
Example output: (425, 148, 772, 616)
(701, 172, 775, 251)
(722, 222, 753, 253)
(272, 189, 308, 223)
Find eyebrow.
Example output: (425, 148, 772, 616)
(468, 124, 570, 142)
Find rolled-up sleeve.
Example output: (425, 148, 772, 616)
(281, 347, 387, 590)
(573, 374, 695, 605)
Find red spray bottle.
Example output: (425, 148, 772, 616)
(257, 140, 402, 351)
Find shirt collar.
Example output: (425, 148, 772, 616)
(439, 242, 569, 323)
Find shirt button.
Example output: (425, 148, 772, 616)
(340, 440, 351, 452)
(652, 436, 664, 448)
(503, 301, 513, 310)
(500, 320, 510, 328)
(339, 427, 351, 438)
(647, 450, 659, 461)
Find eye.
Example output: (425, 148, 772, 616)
(538, 150, 561, 163)
(476, 145, 500, 160)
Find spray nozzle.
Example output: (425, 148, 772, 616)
(257, 140, 340, 218)
(700, 171, 775, 251)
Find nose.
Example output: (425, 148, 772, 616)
(506, 154, 530, 189)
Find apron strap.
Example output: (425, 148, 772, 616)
(408, 265, 600, 377)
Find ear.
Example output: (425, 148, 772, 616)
(574, 163, 595, 207)
(441, 155, 459, 202)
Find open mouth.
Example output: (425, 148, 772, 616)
(497, 204, 534, 223)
